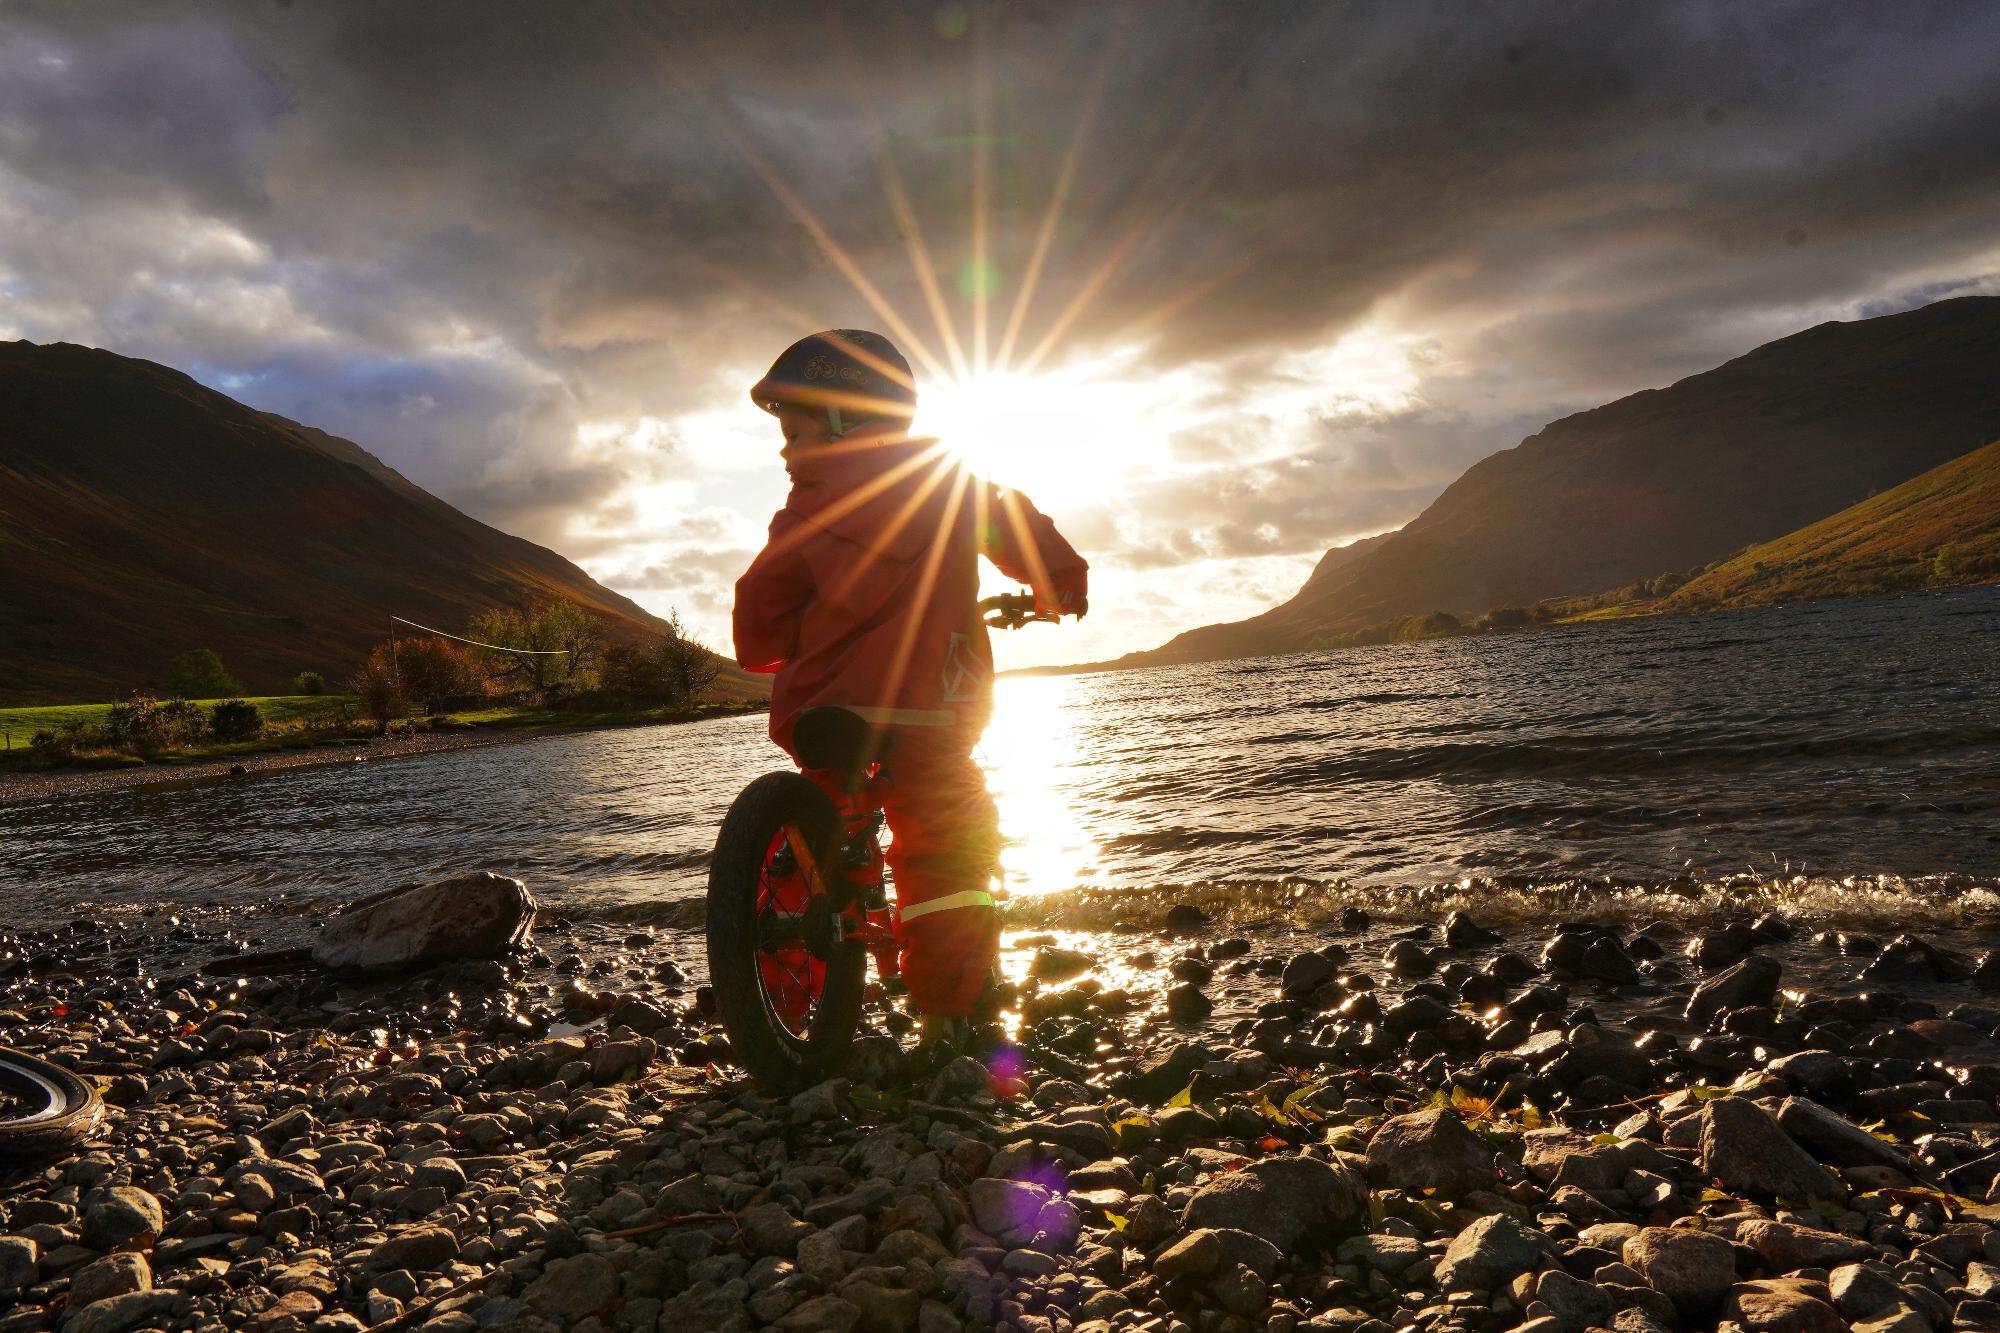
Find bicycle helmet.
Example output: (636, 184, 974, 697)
(750, 329, 916, 436)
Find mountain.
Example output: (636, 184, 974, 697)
(1652, 437, 2000, 611)
(0, 340, 762, 704)
(1110, 296, 2000, 668)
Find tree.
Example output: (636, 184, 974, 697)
(164, 649, 241, 699)
(657, 610, 723, 702)
(389, 637, 484, 709)
(348, 646, 403, 735)
(469, 600, 606, 698)
(599, 611, 722, 707)
(291, 671, 326, 695)
(1933, 541, 1963, 585)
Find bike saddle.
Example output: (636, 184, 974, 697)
(793, 707, 891, 789)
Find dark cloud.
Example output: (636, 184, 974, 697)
(3, 0, 1998, 651)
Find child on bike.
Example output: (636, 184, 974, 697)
(733, 329, 1088, 1053)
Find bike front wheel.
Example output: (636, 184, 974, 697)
(706, 772, 868, 1092)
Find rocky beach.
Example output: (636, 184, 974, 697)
(8, 883, 2000, 1333)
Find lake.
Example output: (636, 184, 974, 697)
(4, 586, 1997, 932)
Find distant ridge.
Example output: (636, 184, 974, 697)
(1098, 296, 2000, 671)
(0, 340, 763, 704)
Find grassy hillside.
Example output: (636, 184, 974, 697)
(1658, 438, 2000, 610)
(1107, 296, 2000, 670)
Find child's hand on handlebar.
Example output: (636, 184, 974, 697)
(1036, 589, 1088, 620)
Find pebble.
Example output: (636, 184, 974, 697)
(8, 906, 2000, 1333)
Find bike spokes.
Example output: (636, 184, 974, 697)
(755, 824, 826, 1037)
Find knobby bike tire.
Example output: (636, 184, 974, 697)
(0, 1046, 104, 1161)
(706, 772, 867, 1092)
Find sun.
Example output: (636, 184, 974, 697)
(912, 357, 1172, 508)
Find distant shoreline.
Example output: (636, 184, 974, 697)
(0, 701, 767, 804)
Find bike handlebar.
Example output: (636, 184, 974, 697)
(979, 592, 1063, 630)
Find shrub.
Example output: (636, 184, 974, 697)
(1933, 541, 1963, 585)
(164, 649, 242, 699)
(209, 699, 265, 742)
(108, 692, 207, 754)
(29, 728, 75, 763)
(292, 671, 326, 695)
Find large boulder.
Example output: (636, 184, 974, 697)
(1366, 1109, 1495, 1195)
(312, 872, 537, 971)
(1700, 1098, 1843, 1203)
(1182, 1154, 1366, 1251)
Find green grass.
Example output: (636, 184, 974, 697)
(0, 694, 766, 772)
(0, 694, 355, 753)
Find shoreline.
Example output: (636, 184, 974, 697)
(7, 894, 2000, 1333)
(0, 704, 767, 806)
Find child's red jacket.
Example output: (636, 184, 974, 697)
(733, 425, 1088, 754)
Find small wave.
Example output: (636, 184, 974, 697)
(1238, 725, 2000, 787)
(1100, 826, 1275, 854)
(1001, 873, 2000, 934)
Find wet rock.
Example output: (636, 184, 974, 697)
(1182, 1153, 1366, 1250)
(1365, 1109, 1494, 1196)
(1281, 952, 1338, 999)
(1700, 1097, 1843, 1203)
(1726, 1277, 1844, 1333)
(81, 1186, 163, 1251)
(1165, 983, 1213, 1022)
(1687, 924, 1762, 969)
(1444, 911, 1502, 948)
(1384, 939, 1435, 978)
(1858, 934, 1968, 985)
(1736, 1218, 1875, 1269)
(1686, 953, 1781, 1024)
(313, 872, 537, 970)
(1030, 947, 1094, 982)
(1436, 1213, 1543, 1291)
(1622, 1227, 1735, 1318)
(1577, 937, 1641, 986)
(1164, 903, 1209, 931)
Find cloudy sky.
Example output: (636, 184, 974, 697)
(3, 1, 1998, 667)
